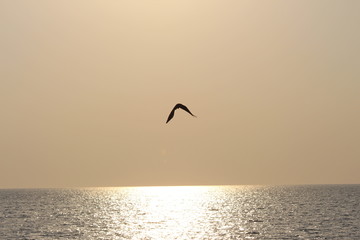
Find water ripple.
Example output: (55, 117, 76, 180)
(0, 185, 359, 239)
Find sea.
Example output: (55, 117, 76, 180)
(0, 185, 359, 240)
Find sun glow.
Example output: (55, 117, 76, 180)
(131, 185, 210, 196)
(76, 186, 255, 238)
(115, 186, 221, 238)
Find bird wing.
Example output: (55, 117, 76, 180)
(177, 104, 196, 117)
(166, 108, 175, 123)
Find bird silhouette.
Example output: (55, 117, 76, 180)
(166, 103, 196, 123)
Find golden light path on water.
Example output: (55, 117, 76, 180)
(128, 186, 215, 239)
(96, 186, 259, 239)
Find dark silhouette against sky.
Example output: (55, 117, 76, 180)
(166, 103, 197, 123)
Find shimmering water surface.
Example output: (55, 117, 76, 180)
(0, 185, 359, 239)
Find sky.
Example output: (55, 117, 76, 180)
(1, 0, 359, 188)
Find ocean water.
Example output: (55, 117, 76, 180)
(0, 185, 359, 240)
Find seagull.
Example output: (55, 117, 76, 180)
(166, 103, 196, 123)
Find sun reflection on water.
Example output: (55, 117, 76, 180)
(123, 186, 216, 239)
(98, 185, 254, 239)
(86, 185, 270, 239)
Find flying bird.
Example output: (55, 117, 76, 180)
(166, 103, 196, 123)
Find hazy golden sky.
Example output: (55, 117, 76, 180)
(1, 1, 359, 188)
